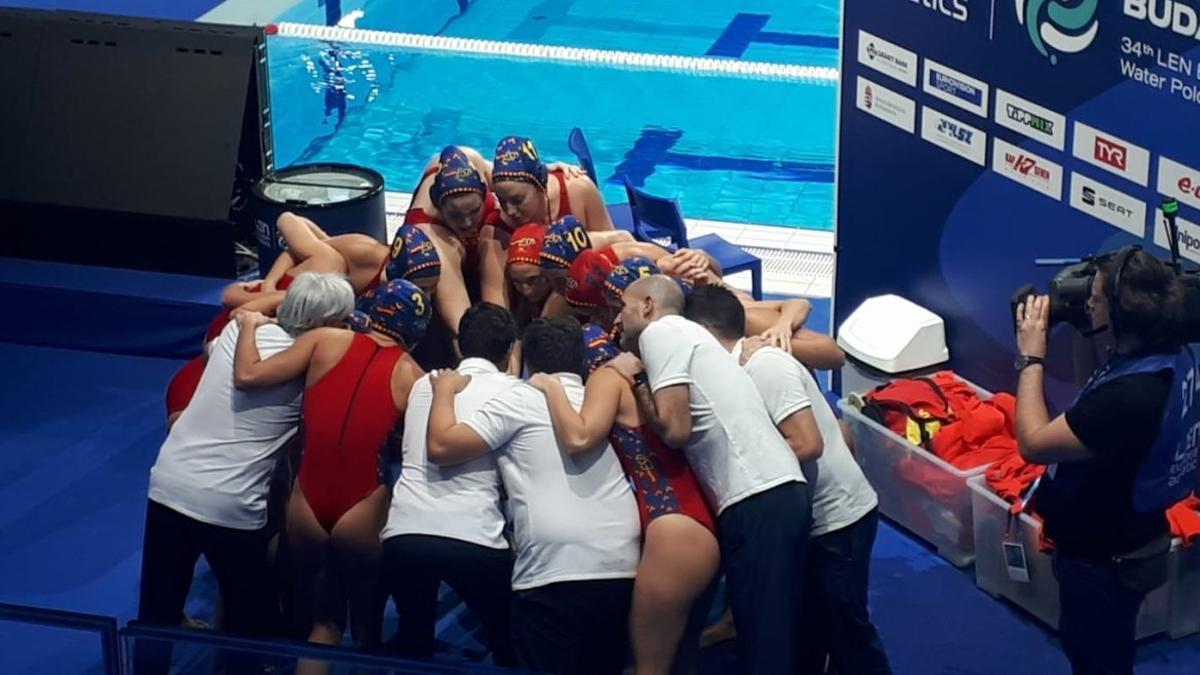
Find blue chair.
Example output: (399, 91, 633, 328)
(566, 127, 636, 232)
(623, 177, 763, 299)
(567, 127, 599, 185)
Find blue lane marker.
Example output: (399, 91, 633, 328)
(612, 128, 835, 187)
(706, 12, 838, 58)
(706, 13, 771, 57)
(756, 31, 839, 49)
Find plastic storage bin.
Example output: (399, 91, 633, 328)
(838, 378, 995, 567)
(968, 475, 1200, 639)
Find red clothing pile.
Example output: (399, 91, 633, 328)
(864, 371, 1019, 471)
(985, 453, 1046, 515)
(1167, 495, 1200, 546)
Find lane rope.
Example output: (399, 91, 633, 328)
(272, 22, 839, 84)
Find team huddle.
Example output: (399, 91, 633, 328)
(141, 137, 891, 675)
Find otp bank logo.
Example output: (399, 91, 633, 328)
(1016, 0, 1100, 64)
(1095, 137, 1128, 171)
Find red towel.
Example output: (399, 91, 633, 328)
(985, 452, 1046, 515)
(1167, 495, 1200, 547)
(928, 371, 1019, 471)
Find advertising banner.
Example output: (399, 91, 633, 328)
(835, 0, 1200, 404)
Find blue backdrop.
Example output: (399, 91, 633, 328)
(834, 0, 1200, 406)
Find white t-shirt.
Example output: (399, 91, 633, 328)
(381, 358, 513, 549)
(733, 340, 878, 536)
(465, 373, 640, 591)
(148, 322, 302, 530)
(639, 315, 804, 514)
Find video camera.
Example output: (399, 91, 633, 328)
(1011, 199, 1200, 341)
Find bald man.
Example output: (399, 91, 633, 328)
(607, 275, 811, 675)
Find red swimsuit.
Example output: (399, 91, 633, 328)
(608, 424, 716, 534)
(299, 334, 404, 531)
(551, 169, 572, 220)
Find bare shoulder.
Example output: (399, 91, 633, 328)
(398, 353, 426, 382)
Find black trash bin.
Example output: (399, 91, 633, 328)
(249, 163, 386, 278)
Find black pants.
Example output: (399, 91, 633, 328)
(799, 508, 891, 675)
(1053, 549, 1168, 675)
(511, 578, 634, 675)
(135, 500, 279, 672)
(381, 534, 516, 666)
(717, 480, 812, 675)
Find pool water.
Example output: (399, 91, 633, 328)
(276, 0, 841, 67)
(267, 0, 839, 229)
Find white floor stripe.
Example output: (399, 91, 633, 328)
(198, 0, 299, 25)
(273, 23, 839, 84)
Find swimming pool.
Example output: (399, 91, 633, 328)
(266, 0, 839, 229)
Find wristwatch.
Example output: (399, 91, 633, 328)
(632, 371, 650, 389)
(1014, 354, 1045, 372)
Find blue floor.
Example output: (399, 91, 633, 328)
(3, 309, 1200, 673)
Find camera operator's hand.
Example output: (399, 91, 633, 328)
(1016, 295, 1050, 358)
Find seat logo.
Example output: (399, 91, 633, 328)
(1016, 0, 1100, 64)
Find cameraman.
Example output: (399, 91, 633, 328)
(1014, 249, 1188, 675)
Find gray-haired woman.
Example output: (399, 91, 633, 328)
(136, 272, 354, 666)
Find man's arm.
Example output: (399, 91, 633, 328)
(425, 370, 492, 466)
(1015, 363, 1090, 464)
(776, 408, 824, 463)
(1014, 295, 1090, 464)
(746, 348, 824, 462)
(608, 353, 692, 449)
(529, 371, 623, 455)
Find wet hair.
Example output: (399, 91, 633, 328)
(684, 284, 746, 341)
(1100, 249, 1184, 351)
(276, 272, 355, 335)
(459, 302, 519, 367)
(523, 316, 585, 377)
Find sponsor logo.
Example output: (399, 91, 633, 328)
(1094, 137, 1128, 171)
(1070, 173, 1147, 236)
(255, 219, 270, 247)
(939, 118, 973, 143)
(923, 59, 989, 117)
(1016, 0, 1101, 64)
(1007, 105, 1054, 135)
(858, 31, 919, 86)
(1154, 210, 1200, 265)
(1158, 156, 1200, 211)
(993, 89, 1066, 149)
(921, 107, 987, 165)
(993, 137, 1063, 199)
(1072, 123, 1150, 186)
(1125, 1, 1200, 40)
(1012, 155, 1050, 179)
(930, 71, 983, 105)
(909, 0, 969, 22)
(857, 76, 917, 133)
